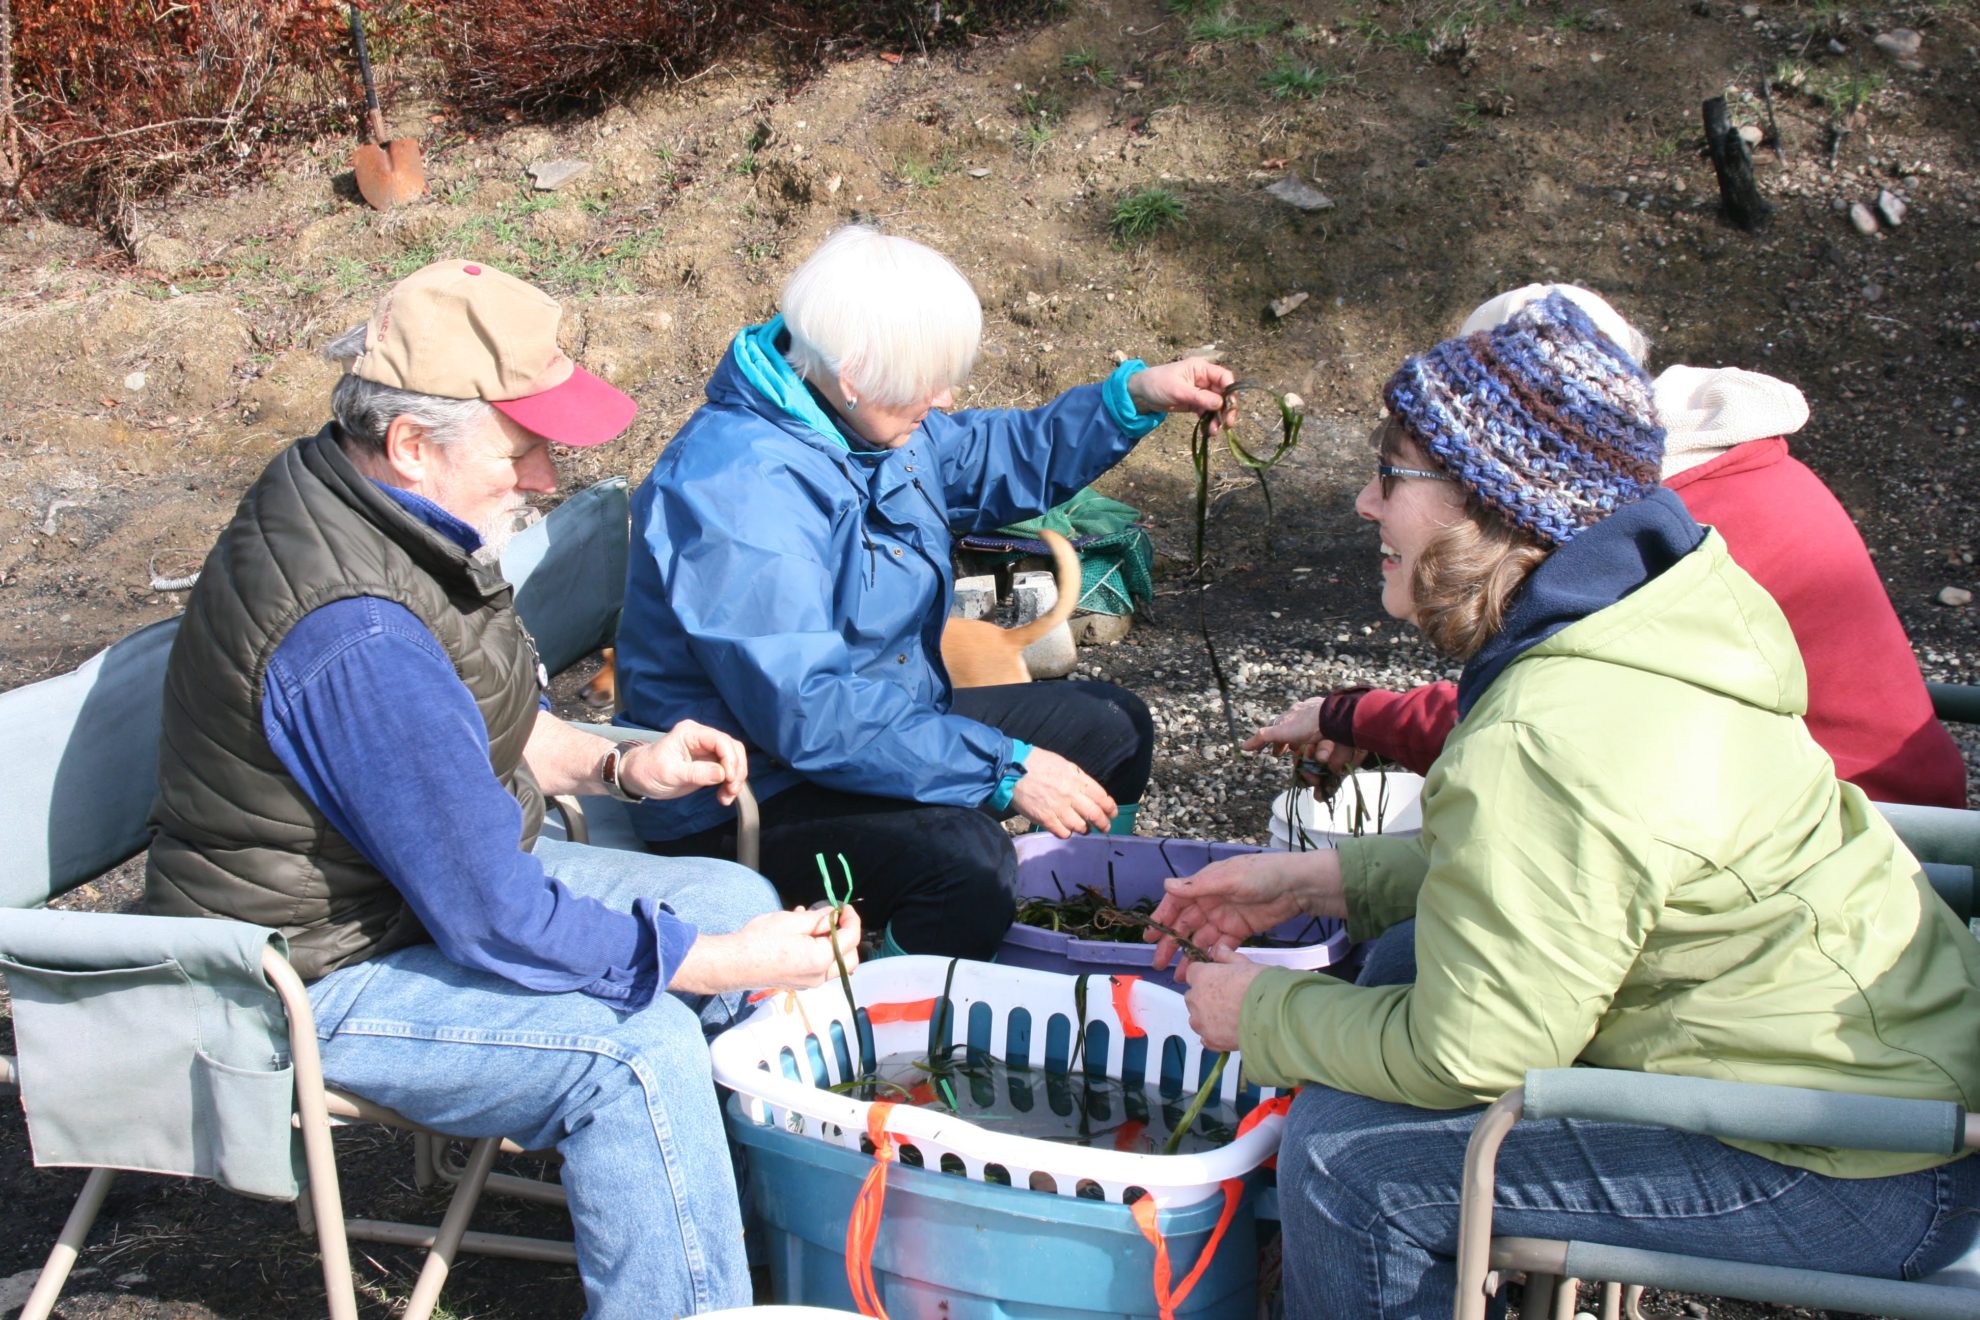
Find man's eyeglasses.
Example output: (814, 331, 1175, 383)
(1377, 463, 1456, 499)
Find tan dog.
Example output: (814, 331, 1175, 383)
(580, 529, 1081, 711)
(938, 528, 1080, 688)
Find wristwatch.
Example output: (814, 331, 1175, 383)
(598, 740, 647, 804)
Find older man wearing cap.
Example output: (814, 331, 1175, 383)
(143, 260, 857, 1318)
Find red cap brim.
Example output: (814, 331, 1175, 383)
(490, 363, 637, 447)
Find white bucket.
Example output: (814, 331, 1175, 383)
(1268, 770, 1426, 850)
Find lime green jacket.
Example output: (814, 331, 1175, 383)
(1241, 531, 1980, 1177)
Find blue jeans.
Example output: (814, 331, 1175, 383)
(306, 840, 779, 1320)
(1277, 921, 1980, 1319)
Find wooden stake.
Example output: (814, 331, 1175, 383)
(1702, 96, 1773, 232)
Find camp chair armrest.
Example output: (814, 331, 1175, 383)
(1928, 682, 1980, 726)
(547, 721, 760, 873)
(1521, 1068, 1973, 1156)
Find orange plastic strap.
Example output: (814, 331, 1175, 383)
(1110, 975, 1146, 1039)
(1112, 1118, 1149, 1153)
(1235, 1091, 1294, 1138)
(1235, 1090, 1297, 1169)
(864, 998, 938, 1025)
(1130, 1178, 1245, 1320)
(845, 1101, 899, 1319)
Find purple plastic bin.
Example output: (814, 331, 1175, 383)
(999, 834, 1351, 991)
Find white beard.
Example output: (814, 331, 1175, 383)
(472, 504, 537, 566)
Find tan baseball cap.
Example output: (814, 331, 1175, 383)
(351, 259, 636, 447)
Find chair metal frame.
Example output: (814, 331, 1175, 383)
(1, 476, 688, 1318)
(1449, 791, 1980, 1314)
(1455, 1073, 1980, 1320)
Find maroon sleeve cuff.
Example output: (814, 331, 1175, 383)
(1320, 686, 1373, 745)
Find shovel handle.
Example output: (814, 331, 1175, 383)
(348, 2, 382, 117)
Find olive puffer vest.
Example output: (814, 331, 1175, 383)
(145, 426, 546, 980)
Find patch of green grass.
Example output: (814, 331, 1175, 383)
(1451, 101, 1485, 133)
(1549, 9, 1595, 32)
(1017, 120, 1055, 154)
(1062, 48, 1100, 70)
(1017, 87, 1064, 122)
(1344, 0, 1510, 55)
(440, 178, 478, 206)
(1262, 57, 1352, 99)
(1162, 0, 1225, 13)
(896, 148, 959, 188)
(351, 193, 665, 297)
(1772, 58, 1884, 114)
(1110, 187, 1185, 245)
(743, 239, 779, 262)
(1190, 11, 1283, 41)
(328, 255, 371, 293)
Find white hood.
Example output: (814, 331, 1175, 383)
(1654, 364, 1810, 477)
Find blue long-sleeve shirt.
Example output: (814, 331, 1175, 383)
(259, 484, 696, 1007)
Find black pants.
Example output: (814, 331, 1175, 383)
(649, 681, 1153, 959)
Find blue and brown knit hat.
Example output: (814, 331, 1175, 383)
(1382, 291, 1665, 548)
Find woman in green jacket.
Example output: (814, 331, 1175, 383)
(1148, 293, 1980, 1318)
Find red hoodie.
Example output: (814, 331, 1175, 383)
(1352, 437, 1967, 807)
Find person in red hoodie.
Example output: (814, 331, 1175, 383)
(1256, 283, 1967, 808)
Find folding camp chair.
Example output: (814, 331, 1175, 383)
(1452, 805, 1980, 1320)
(0, 477, 664, 1320)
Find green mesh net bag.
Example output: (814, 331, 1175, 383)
(955, 488, 1154, 618)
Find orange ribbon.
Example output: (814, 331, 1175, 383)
(845, 1101, 900, 1318)
(1130, 1178, 1245, 1320)
(1110, 974, 1145, 1039)
(864, 997, 938, 1026)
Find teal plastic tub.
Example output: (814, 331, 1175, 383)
(731, 1098, 1261, 1319)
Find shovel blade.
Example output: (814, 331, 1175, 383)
(352, 137, 426, 210)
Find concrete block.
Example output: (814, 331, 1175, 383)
(950, 576, 996, 620)
(1011, 570, 1058, 625)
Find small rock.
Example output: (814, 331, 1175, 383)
(1265, 175, 1335, 212)
(1738, 3, 1758, 16)
(1876, 188, 1907, 227)
(1071, 613, 1134, 646)
(1269, 291, 1310, 319)
(1938, 586, 1972, 607)
(1849, 201, 1879, 235)
(123, 370, 147, 392)
(967, 167, 991, 179)
(1873, 28, 1921, 61)
(1682, 1303, 1710, 1320)
(527, 159, 590, 191)
(1738, 124, 1763, 147)
(1, 1268, 42, 1312)
(1283, 392, 1305, 411)
(826, 174, 843, 194)
(1863, 282, 1884, 302)
(132, 232, 198, 274)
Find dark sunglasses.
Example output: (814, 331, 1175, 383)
(1376, 462, 1456, 500)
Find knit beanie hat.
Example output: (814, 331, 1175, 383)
(1382, 291, 1665, 548)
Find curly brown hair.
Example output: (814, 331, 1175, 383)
(1374, 416, 1553, 661)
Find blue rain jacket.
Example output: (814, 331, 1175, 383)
(617, 317, 1162, 840)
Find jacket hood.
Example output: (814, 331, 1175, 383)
(1463, 490, 1804, 719)
(1656, 364, 1809, 477)
(708, 315, 850, 451)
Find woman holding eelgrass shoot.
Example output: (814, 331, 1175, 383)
(1147, 293, 1980, 1319)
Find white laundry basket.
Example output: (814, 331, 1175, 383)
(710, 956, 1285, 1210)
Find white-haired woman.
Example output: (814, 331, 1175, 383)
(615, 225, 1232, 957)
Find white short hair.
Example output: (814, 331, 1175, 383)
(779, 225, 982, 408)
(1459, 282, 1652, 366)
